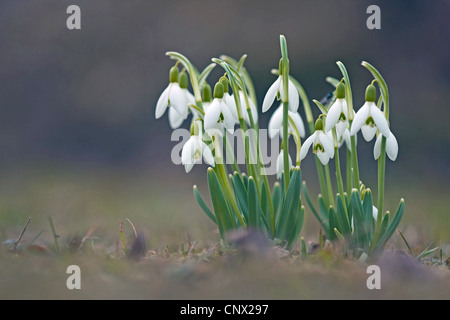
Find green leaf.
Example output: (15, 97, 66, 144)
(231, 172, 249, 223)
(287, 205, 305, 250)
(207, 168, 234, 236)
(193, 186, 216, 224)
(399, 231, 413, 256)
(198, 63, 216, 86)
(302, 181, 323, 224)
(416, 244, 439, 260)
(312, 99, 328, 115)
(362, 189, 375, 240)
(318, 194, 329, 223)
(373, 199, 405, 253)
(328, 206, 338, 242)
(325, 76, 340, 88)
(272, 182, 282, 216)
(336, 194, 351, 236)
(350, 189, 369, 249)
(247, 176, 260, 227)
(276, 167, 301, 240)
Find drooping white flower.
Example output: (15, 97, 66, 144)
(300, 118, 334, 165)
(238, 90, 258, 125)
(204, 82, 235, 134)
(155, 67, 193, 127)
(325, 83, 349, 135)
(262, 75, 299, 113)
(373, 131, 399, 161)
(268, 104, 305, 139)
(350, 84, 390, 141)
(326, 128, 355, 151)
(276, 148, 292, 179)
(181, 122, 215, 173)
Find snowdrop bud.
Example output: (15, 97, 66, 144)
(365, 84, 376, 102)
(336, 83, 345, 99)
(201, 83, 212, 102)
(220, 78, 229, 93)
(315, 118, 324, 131)
(178, 71, 188, 89)
(169, 66, 179, 83)
(213, 82, 224, 99)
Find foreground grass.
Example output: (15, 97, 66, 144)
(0, 164, 449, 299)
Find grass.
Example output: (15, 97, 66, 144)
(0, 164, 449, 299)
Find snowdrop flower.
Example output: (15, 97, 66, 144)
(326, 129, 355, 151)
(276, 148, 292, 179)
(155, 67, 193, 126)
(350, 84, 390, 141)
(220, 79, 239, 124)
(204, 82, 235, 134)
(262, 65, 299, 113)
(237, 90, 258, 125)
(300, 118, 334, 165)
(268, 104, 305, 139)
(181, 121, 215, 173)
(373, 131, 398, 161)
(325, 83, 349, 135)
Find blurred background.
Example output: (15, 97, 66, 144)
(0, 0, 449, 249)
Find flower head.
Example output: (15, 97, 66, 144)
(262, 73, 299, 113)
(300, 118, 334, 165)
(373, 131, 398, 161)
(204, 82, 235, 135)
(268, 105, 305, 139)
(155, 67, 194, 128)
(325, 83, 349, 135)
(276, 148, 292, 179)
(181, 121, 215, 173)
(350, 84, 390, 141)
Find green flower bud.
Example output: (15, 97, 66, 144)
(179, 71, 188, 89)
(365, 84, 376, 102)
(213, 82, 224, 99)
(336, 83, 345, 99)
(169, 66, 179, 83)
(315, 118, 324, 131)
(220, 78, 229, 93)
(201, 83, 212, 102)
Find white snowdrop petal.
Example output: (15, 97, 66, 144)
(290, 111, 306, 138)
(201, 141, 215, 166)
(300, 133, 315, 160)
(373, 134, 382, 160)
(361, 125, 377, 142)
(350, 102, 370, 135)
(325, 100, 341, 132)
(317, 151, 330, 165)
(184, 162, 195, 173)
(268, 106, 283, 139)
(203, 99, 222, 131)
(168, 84, 188, 116)
(221, 101, 235, 130)
(155, 86, 170, 119)
(370, 105, 391, 138)
(386, 132, 399, 161)
(319, 131, 335, 158)
(181, 138, 195, 165)
(262, 77, 281, 113)
(372, 206, 379, 220)
(168, 106, 184, 129)
(224, 93, 238, 121)
(287, 80, 299, 112)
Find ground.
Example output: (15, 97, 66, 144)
(1, 165, 449, 300)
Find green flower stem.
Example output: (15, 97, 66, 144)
(336, 61, 360, 189)
(280, 35, 290, 191)
(332, 134, 345, 198)
(324, 164, 335, 207)
(362, 61, 390, 244)
(374, 136, 386, 241)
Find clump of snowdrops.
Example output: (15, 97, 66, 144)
(155, 35, 404, 256)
